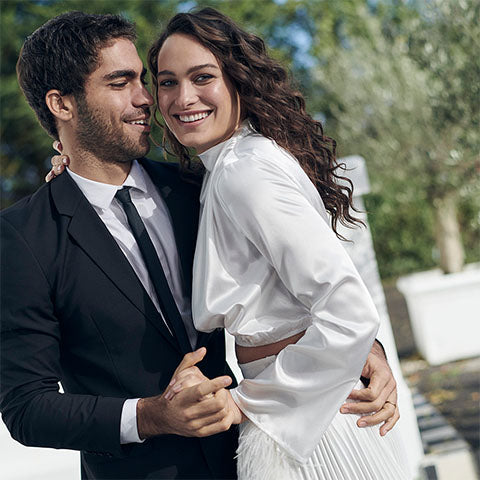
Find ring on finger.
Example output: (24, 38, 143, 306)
(384, 400, 397, 408)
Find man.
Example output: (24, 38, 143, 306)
(1, 11, 398, 480)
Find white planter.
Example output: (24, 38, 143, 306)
(397, 263, 480, 365)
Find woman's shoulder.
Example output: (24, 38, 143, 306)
(213, 130, 309, 208)
(222, 129, 299, 179)
(234, 128, 289, 160)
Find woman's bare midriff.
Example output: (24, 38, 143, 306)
(235, 330, 306, 365)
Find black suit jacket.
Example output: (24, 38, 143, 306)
(0, 159, 237, 479)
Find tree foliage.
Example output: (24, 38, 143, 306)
(311, 0, 480, 275)
(1, 0, 478, 277)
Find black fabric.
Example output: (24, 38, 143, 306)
(115, 186, 191, 354)
(0, 159, 237, 479)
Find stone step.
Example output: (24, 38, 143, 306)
(411, 389, 479, 480)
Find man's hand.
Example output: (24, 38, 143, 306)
(137, 348, 243, 439)
(341, 341, 399, 436)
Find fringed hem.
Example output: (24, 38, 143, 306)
(236, 417, 410, 480)
(236, 420, 322, 480)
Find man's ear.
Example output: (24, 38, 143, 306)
(45, 89, 75, 121)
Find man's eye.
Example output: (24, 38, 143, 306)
(159, 79, 175, 87)
(110, 82, 127, 88)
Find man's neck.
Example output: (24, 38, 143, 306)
(64, 145, 132, 186)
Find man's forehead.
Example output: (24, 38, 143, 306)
(92, 38, 142, 77)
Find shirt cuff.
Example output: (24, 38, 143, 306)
(120, 398, 145, 444)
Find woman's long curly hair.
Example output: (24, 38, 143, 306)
(147, 7, 360, 235)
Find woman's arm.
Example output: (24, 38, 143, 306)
(214, 153, 380, 462)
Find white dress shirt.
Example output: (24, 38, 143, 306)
(194, 123, 380, 462)
(67, 160, 197, 444)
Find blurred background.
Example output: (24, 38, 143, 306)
(1, 0, 479, 479)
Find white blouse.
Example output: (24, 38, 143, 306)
(194, 123, 380, 462)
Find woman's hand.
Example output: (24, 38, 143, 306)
(45, 141, 69, 182)
(164, 348, 210, 400)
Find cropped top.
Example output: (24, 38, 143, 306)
(193, 122, 379, 462)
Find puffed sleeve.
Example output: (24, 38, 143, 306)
(215, 152, 380, 463)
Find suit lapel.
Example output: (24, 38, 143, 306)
(50, 172, 181, 353)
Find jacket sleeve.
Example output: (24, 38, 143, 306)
(0, 217, 126, 456)
(215, 156, 380, 462)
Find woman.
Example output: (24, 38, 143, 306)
(48, 8, 408, 479)
(149, 8, 408, 480)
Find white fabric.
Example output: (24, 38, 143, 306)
(67, 161, 197, 444)
(194, 123, 380, 462)
(119, 398, 143, 444)
(237, 356, 409, 479)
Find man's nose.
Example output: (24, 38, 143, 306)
(133, 83, 154, 108)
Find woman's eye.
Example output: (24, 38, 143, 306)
(195, 74, 213, 83)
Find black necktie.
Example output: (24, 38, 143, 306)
(115, 187, 191, 353)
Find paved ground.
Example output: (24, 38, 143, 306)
(384, 281, 480, 471)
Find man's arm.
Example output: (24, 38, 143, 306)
(2, 218, 241, 453)
(0, 217, 126, 455)
(341, 340, 399, 435)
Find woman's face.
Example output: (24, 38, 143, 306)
(156, 33, 241, 154)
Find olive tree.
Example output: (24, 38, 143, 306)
(315, 0, 480, 274)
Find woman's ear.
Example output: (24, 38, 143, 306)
(45, 89, 74, 121)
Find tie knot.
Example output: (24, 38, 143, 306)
(115, 186, 133, 206)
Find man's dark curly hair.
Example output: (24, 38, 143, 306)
(17, 11, 136, 139)
(148, 7, 360, 235)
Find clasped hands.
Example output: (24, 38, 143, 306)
(137, 347, 245, 440)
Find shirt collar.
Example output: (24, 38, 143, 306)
(67, 159, 149, 210)
(198, 120, 253, 172)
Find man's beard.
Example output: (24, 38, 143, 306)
(76, 96, 150, 164)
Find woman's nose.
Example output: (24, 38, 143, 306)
(176, 81, 198, 108)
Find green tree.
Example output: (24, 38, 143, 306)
(313, 0, 480, 275)
(2, 0, 478, 278)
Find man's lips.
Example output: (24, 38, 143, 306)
(124, 117, 151, 132)
(126, 119, 148, 125)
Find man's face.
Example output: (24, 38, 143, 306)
(75, 38, 154, 164)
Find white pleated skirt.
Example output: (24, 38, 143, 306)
(236, 356, 410, 480)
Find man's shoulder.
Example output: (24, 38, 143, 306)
(1, 181, 52, 227)
(0, 172, 80, 244)
(139, 157, 202, 195)
(139, 157, 180, 176)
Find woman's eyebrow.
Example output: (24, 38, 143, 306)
(157, 63, 219, 77)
